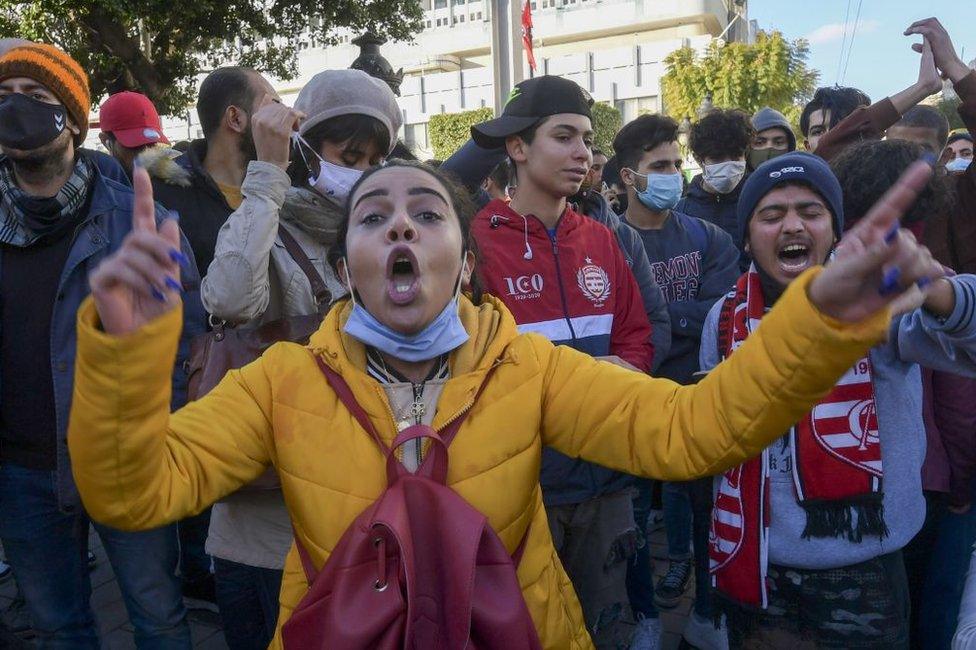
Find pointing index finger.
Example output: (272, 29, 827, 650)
(131, 164, 157, 234)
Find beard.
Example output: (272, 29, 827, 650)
(2, 128, 74, 176)
(238, 121, 257, 163)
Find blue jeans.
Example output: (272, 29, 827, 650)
(213, 557, 282, 650)
(662, 478, 714, 617)
(0, 464, 190, 649)
(625, 479, 658, 620)
(917, 483, 976, 649)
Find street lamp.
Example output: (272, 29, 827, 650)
(698, 93, 714, 118)
(677, 116, 692, 147)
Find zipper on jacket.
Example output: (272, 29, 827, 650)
(545, 227, 578, 344)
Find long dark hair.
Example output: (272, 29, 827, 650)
(327, 159, 483, 302)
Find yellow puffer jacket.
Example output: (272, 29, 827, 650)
(68, 268, 887, 649)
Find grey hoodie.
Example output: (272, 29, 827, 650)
(701, 275, 976, 570)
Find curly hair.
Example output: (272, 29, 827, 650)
(688, 109, 754, 162)
(830, 139, 956, 228)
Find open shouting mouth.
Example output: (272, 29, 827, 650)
(386, 246, 420, 305)
(776, 240, 813, 275)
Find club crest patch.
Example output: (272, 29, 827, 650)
(576, 257, 611, 306)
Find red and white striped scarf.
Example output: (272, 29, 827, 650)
(708, 266, 885, 608)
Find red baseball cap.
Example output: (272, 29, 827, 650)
(99, 91, 169, 147)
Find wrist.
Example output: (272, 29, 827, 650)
(947, 59, 972, 85)
(922, 277, 956, 318)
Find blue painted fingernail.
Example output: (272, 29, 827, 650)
(164, 277, 182, 292)
(879, 267, 902, 295)
(169, 249, 190, 267)
(917, 277, 932, 289)
(885, 224, 899, 244)
(921, 152, 937, 166)
(150, 286, 166, 302)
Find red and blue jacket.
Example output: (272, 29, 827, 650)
(473, 199, 653, 505)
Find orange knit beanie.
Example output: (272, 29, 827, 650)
(0, 44, 90, 144)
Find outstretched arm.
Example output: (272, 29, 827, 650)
(541, 161, 945, 479)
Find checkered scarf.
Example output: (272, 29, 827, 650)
(0, 154, 94, 247)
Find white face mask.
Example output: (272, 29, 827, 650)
(293, 133, 365, 205)
(703, 160, 747, 194)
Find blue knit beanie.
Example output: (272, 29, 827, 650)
(737, 152, 844, 249)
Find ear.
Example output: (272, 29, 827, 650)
(66, 115, 80, 136)
(98, 132, 110, 148)
(743, 237, 751, 254)
(619, 167, 636, 187)
(506, 135, 528, 164)
(225, 105, 248, 135)
(336, 256, 351, 289)
(461, 249, 476, 286)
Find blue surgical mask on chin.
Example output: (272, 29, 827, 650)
(629, 169, 683, 211)
(341, 257, 470, 363)
(946, 157, 972, 173)
(293, 133, 365, 205)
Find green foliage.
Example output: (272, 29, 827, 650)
(661, 30, 819, 134)
(428, 107, 494, 159)
(932, 96, 966, 131)
(0, 0, 424, 115)
(590, 101, 622, 155)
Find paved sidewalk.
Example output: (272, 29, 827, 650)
(0, 524, 696, 649)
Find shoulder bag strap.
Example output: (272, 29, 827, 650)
(438, 365, 498, 447)
(277, 224, 332, 312)
(314, 355, 390, 454)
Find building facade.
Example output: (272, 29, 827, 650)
(85, 0, 749, 157)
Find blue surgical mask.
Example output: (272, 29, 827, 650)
(946, 157, 971, 173)
(341, 258, 470, 363)
(629, 169, 683, 211)
(293, 133, 365, 205)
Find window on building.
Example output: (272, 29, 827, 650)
(477, 11, 483, 18)
(435, 0, 447, 7)
(404, 123, 430, 154)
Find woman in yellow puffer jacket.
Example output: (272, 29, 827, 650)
(70, 155, 941, 649)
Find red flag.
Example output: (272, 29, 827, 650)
(521, 0, 537, 72)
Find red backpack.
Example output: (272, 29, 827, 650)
(280, 358, 542, 650)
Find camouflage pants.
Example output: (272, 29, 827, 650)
(724, 551, 910, 649)
(548, 489, 638, 649)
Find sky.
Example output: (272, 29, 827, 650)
(748, 0, 976, 102)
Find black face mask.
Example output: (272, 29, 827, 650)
(0, 93, 67, 151)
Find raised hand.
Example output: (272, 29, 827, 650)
(914, 38, 944, 97)
(809, 160, 946, 322)
(89, 164, 186, 336)
(906, 17, 970, 84)
(252, 94, 306, 171)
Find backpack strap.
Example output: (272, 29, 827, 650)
(278, 224, 332, 312)
(678, 211, 709, 254)
(438, 365, 498, 447)
(315, 356, 390, 454)
(294, 534, 319, 583)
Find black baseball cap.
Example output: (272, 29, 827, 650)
(471, 75, 593, 149)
